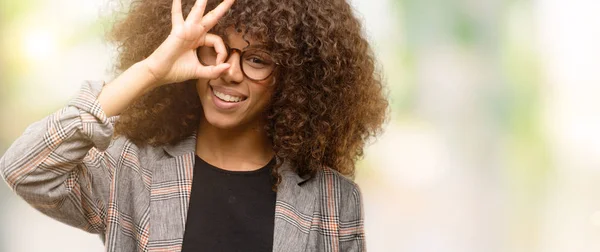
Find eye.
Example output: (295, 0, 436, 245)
(248, 56, 266, 64)
(244, 51, 274, 68)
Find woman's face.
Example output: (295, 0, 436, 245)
(195, 29, 276, 130)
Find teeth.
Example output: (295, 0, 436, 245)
(212, 88, 244, 103)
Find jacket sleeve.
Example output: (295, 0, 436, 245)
(0, 80, 119, 234)
(339, 183, 367, 251)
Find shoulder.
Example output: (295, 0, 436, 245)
(317, 167, 361, 195)
(313, 167, 366, 246)
(313, 167, 364, 217)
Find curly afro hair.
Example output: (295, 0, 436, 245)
(108, 0, 388, 185)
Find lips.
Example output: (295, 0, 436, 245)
(212, 87, 247, 103)
(208, 85, 248, 110)
(209, 85, 248, 103)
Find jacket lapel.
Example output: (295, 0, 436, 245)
(273, 163, 317, 252)
(147, 134, 196, 251)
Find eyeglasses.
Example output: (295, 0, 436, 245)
(197, 43, 277, 81)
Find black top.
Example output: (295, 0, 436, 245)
(181, 155, 277, 252)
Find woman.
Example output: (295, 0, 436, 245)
(0, 0, 387, 251)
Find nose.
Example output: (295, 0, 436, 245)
(221, 50, 244, 84)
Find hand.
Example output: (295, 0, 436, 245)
(143, 0, 234, 86)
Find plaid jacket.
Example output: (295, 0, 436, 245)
(0, 80, 366, 252)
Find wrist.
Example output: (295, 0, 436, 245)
(136, 60, 165, 87)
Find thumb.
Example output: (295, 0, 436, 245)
(196, 63, 230, 79)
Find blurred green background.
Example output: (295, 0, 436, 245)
(2, 0, 600, 251)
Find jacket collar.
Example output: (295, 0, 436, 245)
(161, 132, 311, 184)
(162, 133, 197, 157)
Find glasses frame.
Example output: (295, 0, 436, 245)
(197, 43, 278, 81)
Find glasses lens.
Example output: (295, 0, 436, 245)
(242, 49, 275, 80)
(198, 46, 218, 66)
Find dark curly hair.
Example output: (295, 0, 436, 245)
(108, 0, 388, 185)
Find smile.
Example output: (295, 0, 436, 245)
(211, 87, 247, 103)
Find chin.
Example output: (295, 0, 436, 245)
(202, 108, 243, 130)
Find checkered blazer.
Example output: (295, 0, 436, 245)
(0, 80, 366, 252)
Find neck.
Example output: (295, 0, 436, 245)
(195, 118, 274, 172)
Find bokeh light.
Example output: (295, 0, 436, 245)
(23, 29, 57, 61)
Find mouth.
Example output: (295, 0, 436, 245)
(210, 86, 248, 103)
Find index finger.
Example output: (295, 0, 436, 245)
(200, 0, 235, 31)
(171, 0, 184, 26)
(204, 34, 228, 64)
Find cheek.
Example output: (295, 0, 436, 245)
(195, 79, 214, 105)
(249, 85, 275, 109)
(195, 79, 209, 94)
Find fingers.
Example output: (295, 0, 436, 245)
(171, 0, 184, 26)
(196, 63, 231, 79)
(203, 34, 227, 64)
(187, 0, 207, 25)
(200, 0, 235, 31)
(196, 33, 230, 78)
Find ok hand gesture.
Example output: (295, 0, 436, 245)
(144, 0, 234, 86)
